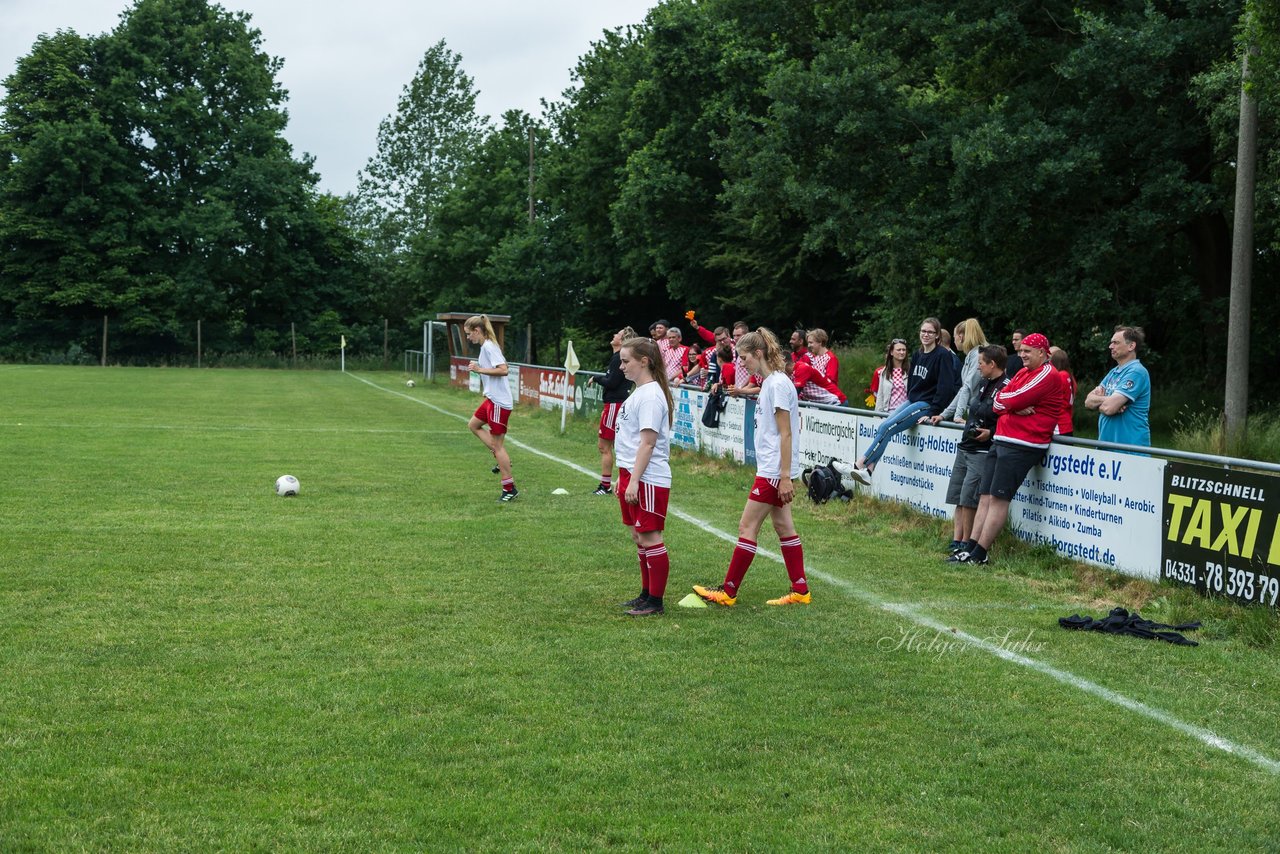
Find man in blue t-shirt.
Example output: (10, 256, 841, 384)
(1085, 325, 1151, 447)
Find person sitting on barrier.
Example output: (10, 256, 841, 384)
(929, 317, 989, 425)
(1085, 325, 1151, 448)
(949, 333, 1066, 565)
(941, 345, 1009, 554)
(804, 328, 839, 385)
(849, 316, 960, 485)
(790, 357, 847, 405)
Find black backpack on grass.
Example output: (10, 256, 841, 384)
(803, 459, 851, 504)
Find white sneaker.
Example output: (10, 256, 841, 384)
(849, 466, 873, 486)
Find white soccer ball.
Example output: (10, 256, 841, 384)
(406, 379, 415, 388)
(275, 475, 300, 497)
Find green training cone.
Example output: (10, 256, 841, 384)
(677, 593, 708, 609)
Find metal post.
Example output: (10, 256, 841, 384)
(1225, 43, 1258, 452)
(101, 315, 108, 366)
(197, 319, 202, 368)
(383, 318, 389, 367)
(425, 322, 432, 380)
(291, 323, 297, 366)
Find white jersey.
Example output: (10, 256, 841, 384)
(478, 339, 512, 408)
(754, 372, 802, 479)
(613, 381, 672, 487)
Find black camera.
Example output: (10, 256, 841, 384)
(964, 425, 984, 441)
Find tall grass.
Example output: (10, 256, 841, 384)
(1171, 406, 1280, 462)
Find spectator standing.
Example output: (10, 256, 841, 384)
(789, 329, 810, 364)
(804, 329, 839, 385)
(950, 333, 1066, 565)
(661, 327, 690, 383)
(873, 339, 911, 413)
(588, 326, 637, 496)
(850, 317, 960, 482)
(1005, 328, 1026, 379)
(941, 345, 1009, 554)
(1049, 347, 1077, 437)
(1085, 326, 1151, 447)
(727, 321, 761, 397)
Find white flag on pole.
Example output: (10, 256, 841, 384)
(561, 341, 580, 433)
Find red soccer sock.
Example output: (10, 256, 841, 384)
(645, 541, 669, 599)
(601, 474, 612, 487)
(501, 477, 515, 492)
(724, 538, 757, 597)
(637, 545, 649, 594)
(779, 535, 808, 594)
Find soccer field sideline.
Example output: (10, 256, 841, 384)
(350, 371, 1280, 777)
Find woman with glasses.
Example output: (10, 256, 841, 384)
(873, 338, 911, 412)
(850, 317, 959, 485)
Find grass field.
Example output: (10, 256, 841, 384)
(2, 365, 1279, 851)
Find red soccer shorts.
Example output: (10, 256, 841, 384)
(598, 402, 622, 441)
(617, 468, 669, 533)
(474, 399, 512, 435)
(748, 476, 787, 507)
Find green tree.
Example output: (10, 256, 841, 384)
(0, 29, 141, 356)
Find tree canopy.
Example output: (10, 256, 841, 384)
(2, 0, 1277, 395)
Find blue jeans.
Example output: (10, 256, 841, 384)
(862, 400, 931, 467)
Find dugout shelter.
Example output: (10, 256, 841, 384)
(436, 312, 511, 359)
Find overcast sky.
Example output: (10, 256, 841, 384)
(2, 0, 656, 196)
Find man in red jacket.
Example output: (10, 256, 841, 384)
(950, 332, 1065, 565)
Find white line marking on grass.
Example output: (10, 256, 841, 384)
(0, 422, 457, 435)
(353, 374, 1280, 776)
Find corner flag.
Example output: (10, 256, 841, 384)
(561, 340, 580, 433)
(564, 340, 580, 375)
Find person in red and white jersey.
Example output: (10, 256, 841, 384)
(949, 332, 1066, 565)
(613, 336, 675, 617)
(465, 315, 518, 502)
(803, 328, 839, 389)
(694, 328, 811, 607)
(587, 326, 637, 496)
(790, 358, 846, 405)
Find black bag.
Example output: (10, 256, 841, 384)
(802, 458, 852, 504)
(702, 388, 727, 428)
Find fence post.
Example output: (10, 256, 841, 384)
(101, 315, 108, 366)
(383, 318, 389, 367)
(197, 319, 202, 368)
(291, 323, 297, 366)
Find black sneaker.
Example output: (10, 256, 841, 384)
(626, 601, 664, 617)
(491, 465, 500, 474)
(592, 484, 613, 496)
(946, 550, 989, 565)
(946, 539, 966, 554)
(499, 488, 519, 503)
(620, 595, 648, 608)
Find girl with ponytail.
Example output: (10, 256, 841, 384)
(464, 315, 518, 502)
(612, 336, 675, 617)
(694, 328, 811, 607)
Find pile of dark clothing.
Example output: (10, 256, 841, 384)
(1059, 607, 1201, 646)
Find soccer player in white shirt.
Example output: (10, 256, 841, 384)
(694, 328, 811, 606)
(464, 315, 518, 502)
(613, 337, 676, 616)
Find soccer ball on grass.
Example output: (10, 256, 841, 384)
(406, 379, 416, 388)
(275, 475, 300, 497)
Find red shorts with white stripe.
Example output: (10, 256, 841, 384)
(617, 468, 669, 533)
(473, 398, 511, 435)
(598, 402, 622, 441)
(748, 476, 786, 507)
